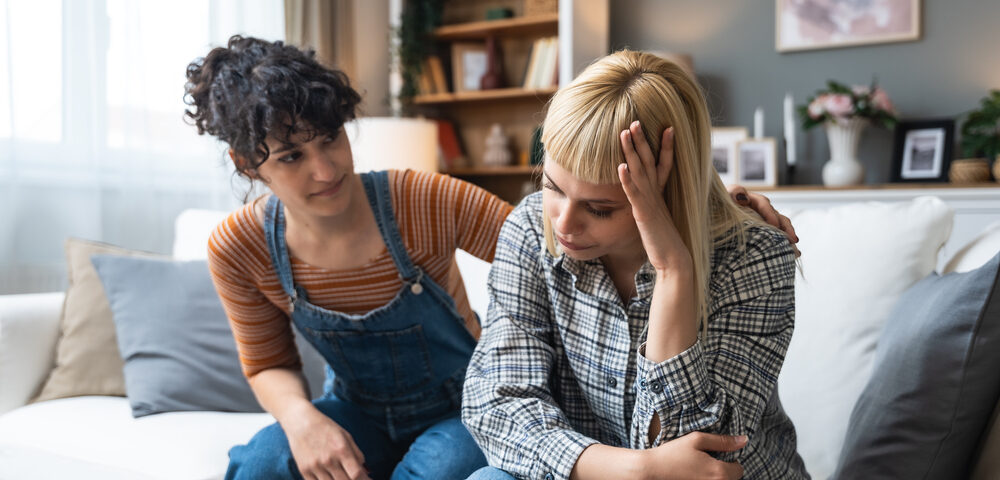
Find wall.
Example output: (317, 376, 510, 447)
(610, 0, 1000, 185)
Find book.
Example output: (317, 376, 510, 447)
(522, 38, 542, 89)
(427, 56, 448, 94)
(418, 61, 435, 95)
(436, 119, 465, 170)
(536, 36, 558, 89)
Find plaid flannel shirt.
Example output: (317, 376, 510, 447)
(462, 193, 809, 480)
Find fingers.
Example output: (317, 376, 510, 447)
(620, 127, 648, 183)
(777, 214, 800, 244)
(746, 192, 781, 227)
(627, 120, 657, 176)
(688, 431, 749, 453)
(657, 126, 675, 189)
(727, 184, 750, 206)
(719, 459, 746, 480)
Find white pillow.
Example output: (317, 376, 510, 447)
(778, 196, 953, 479)
(943, 221, 1000, 274)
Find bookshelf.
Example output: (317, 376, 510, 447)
(409, 1, 559, 204)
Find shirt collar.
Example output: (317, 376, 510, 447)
(551, 250, 657, 303)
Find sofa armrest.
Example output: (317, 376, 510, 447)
(0, 292, 64, 415)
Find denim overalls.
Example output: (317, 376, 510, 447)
(226, 171, 486, 480)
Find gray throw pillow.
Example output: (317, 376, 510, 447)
(92, 256, 326, 417)
(835, 251, 1000, 479)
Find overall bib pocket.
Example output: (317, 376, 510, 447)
(313, 323, 434, 397)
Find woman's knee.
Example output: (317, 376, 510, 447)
(225, 422, 300, 480)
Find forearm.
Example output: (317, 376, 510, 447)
(571, 444, 648, 480)
(643, 269, 697, 363)
(247, 367, 316, 425)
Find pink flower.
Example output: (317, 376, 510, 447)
(823, 93, 854, 118)
(852, 85, 870, 96)
(808, 95, 827, 119)
(871, 87, 895, 114)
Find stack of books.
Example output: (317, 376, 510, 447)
(522, 36, 558, 89)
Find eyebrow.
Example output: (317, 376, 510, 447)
(542, 171, 624, 206)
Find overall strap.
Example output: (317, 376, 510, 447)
(263, 195, 298, 300)
(361, 171, 420, 281)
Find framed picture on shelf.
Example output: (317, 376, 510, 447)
(451, 42, 488, 93)
(711, 127, 748, 185)
(736, 138, 778, 187)
(891, 119, 954, 183)
(776, 0, 921, 53)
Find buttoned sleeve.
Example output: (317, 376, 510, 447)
(629, 225, 797, 460)
(462, 199, 598, 480)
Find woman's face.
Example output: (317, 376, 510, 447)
(542, 159, 643, 262)
(251, 126, 356, 219)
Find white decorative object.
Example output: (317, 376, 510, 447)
(822, 117, 868, 186)
(346, 117, 438, 173)
(783, 93, 797, 166)
(753, 106, 764, 138)
(482, 123, 512, 167)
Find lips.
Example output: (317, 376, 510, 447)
(557, 235, 590, 251)
(311, 176, 345, 197)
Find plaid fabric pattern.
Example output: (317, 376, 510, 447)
(462, 193, 809, 480)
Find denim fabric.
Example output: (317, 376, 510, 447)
(466, 467, 519, 480)
(226, 171, 484, 479)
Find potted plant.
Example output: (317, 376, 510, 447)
(396, 0, 445, 102)
(798, 80, 897, 186)
(958, 90, 1000, 181)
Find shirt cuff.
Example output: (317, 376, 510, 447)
(636, 340, 709, 411)
(532, 429, 598, 480)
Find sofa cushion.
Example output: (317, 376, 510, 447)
(944, 220, 1000, 274)
(834, 251, 1000, 478)
(32, 238, 163, 403)
(777, 196, 953, 478)
(0, 396, 273, 480)
(92, 256, 265, 417)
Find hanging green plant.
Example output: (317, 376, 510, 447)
(960, 90, 1000, 160)
(396, 0, 445, 102)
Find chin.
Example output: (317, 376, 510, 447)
(561, 248, 604, 262)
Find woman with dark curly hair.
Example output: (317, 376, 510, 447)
(185, 35, 797, 480)
(185, 35, 508, 480)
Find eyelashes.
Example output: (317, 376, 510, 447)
(543, 182, 614, 218)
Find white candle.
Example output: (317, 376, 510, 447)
(784, 93, 797, 166)
(754, 107, 764, 139)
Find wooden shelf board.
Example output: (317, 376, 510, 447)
(413, 87, 557, 105)
(433, 13, 559, 40)
(444, 165, 538, 176)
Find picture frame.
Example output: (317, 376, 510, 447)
(891, 119, 955, 183)
(711, 127, 749, 185)
(776, 0, 921, 53)
(736, 138, 778, 187)
(451, 42, 488, 93)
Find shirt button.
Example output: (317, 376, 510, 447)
(606, 376, 617, 388)
(544, 474, 554, 480)
(649, 381, 663, 393)
(639, 379, 647, 390)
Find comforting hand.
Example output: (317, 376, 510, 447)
(727, 184, 801, 257)
(283, 405, 371, 480)
(618, 121, 692, 274)
(641, 432, 746, 480)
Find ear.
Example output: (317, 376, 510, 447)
(229, 149, 260, 179)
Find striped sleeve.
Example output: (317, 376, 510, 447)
(206, 204, 302, 378)
(393, 170, 513, 263)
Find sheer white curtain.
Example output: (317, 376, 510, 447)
(0, 0, 283, 293)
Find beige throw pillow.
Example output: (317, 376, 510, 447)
(32, 238, 163, 402)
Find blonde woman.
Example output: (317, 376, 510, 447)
(462, 50, 809, 480)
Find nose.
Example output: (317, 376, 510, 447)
(308, 148, 337, 182)
(554, 201, 583, 236)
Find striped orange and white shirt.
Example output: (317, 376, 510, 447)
(207, 170, 513, 378)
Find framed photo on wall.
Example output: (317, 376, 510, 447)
(776, 0, 921, 53)
(891, 119, 955, 183)
(736, 138, 778, 187)
(711, 127, 748, 185)
(451, 42, 488, 93)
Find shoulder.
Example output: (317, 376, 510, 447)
(710, 223, 796, 298)
(207, 201, 267, 270)
(502, 191, 545, 237)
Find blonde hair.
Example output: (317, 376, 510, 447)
(541, 49, 767, 331)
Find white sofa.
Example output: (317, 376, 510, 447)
(1, 191, 999, 480)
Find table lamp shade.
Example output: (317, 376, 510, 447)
(346, 117, 438, 173)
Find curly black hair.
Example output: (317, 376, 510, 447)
(184, 35, 362, 177)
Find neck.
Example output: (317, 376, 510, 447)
(600, 242, 648, 280)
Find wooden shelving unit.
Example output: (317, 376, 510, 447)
(411, 3, 558, 204)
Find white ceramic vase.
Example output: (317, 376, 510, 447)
(822, 117, 869, 186)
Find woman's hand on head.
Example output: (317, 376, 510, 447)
(727, 185, 801, 257)
(640, 431, 746, 480)
(283, 404, 371, 480)
(618, 121, 692, 274)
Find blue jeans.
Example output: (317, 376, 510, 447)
(226, 396, 486, 480)
(467, 467, 518, 480)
